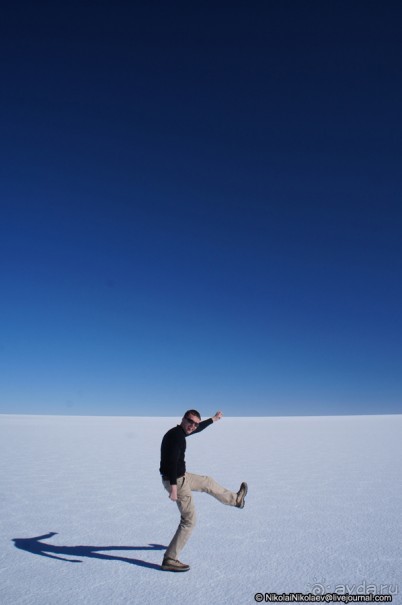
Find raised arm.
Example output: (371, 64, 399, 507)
(190, 411, 223, 435)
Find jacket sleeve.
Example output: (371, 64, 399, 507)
(165, 434, 181, 485)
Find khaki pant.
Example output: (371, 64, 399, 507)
(162, 472, 238, 560)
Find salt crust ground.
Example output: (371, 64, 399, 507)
(0, 414, 401, 605)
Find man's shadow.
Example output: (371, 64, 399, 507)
(13, 532, 166, 571)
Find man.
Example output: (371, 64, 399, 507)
(159, 409, 248, 572)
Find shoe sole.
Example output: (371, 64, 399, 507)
(237, 482, 248, 508)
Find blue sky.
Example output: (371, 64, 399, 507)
(1, 2, 401, 416)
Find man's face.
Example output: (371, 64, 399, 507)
(181, 413, 200, 435)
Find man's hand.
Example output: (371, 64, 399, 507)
(169, 484, 178, 501)
(212, 411, 223, 422)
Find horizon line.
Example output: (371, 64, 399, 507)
(1, 412, 401, 419)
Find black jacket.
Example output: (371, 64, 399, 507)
(159, 418, 213, 485)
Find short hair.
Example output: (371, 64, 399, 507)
(184, 409, 201, 421)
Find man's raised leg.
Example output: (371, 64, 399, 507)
(185, 472, 238, 506)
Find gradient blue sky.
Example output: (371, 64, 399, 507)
(1, 2, 401, 416)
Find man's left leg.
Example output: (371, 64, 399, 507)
(185, 472, 238, 506)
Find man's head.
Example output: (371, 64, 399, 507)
(180, 409, 201, 435)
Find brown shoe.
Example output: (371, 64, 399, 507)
(236, 482, 248, 508)
(161, 557, 190, 572)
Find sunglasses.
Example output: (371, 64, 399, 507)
(184, 416, 199, 428)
